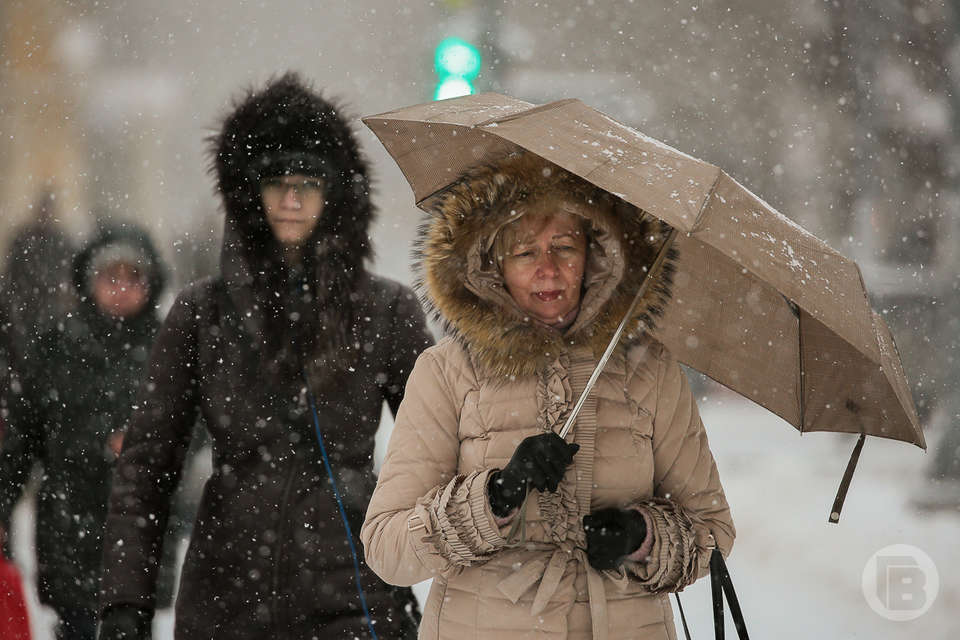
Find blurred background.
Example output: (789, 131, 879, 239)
(0, 0, 957, 638)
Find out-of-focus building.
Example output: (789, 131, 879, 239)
(0, 1, 91, 255)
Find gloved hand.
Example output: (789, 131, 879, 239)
(98, 604, 153, 640)
(583, 507, 647, 571)
(488, 432, 579, 517)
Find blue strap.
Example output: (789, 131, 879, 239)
(305, 382, 380, 640)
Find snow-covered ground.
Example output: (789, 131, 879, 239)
(669, 385, 958, 639)
(11, 384, 958, 639)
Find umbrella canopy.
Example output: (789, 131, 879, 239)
(363, 93, 924, 454)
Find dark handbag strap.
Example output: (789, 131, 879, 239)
(674, 548, 750, 640)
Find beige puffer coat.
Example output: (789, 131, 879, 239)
(362, 153, 735, 640)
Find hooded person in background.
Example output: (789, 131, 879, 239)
(0, 190, 78, 363)
(97, 73, 432, 640)
(0, 224, 167, 640)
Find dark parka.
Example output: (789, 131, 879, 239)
(98, 74, 433, 639)
(0, 225, 166, 613)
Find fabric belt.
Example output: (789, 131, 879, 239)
(495, 546, 612, 640)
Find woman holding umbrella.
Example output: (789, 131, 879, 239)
(362, 152, 735, 640)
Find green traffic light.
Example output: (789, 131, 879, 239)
(434, 37, 481, 81)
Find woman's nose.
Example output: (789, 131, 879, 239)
(535, 251, 561, 277)
(280, 186, 302, 208)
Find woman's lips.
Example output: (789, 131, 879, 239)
(534, 290, 563, 302)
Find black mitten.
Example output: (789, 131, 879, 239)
(488, 432, 579, 517)
(583, 507, 648, 570)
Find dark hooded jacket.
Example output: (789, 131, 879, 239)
(98, 74, 433, 639)
(0, 224, 166, 613)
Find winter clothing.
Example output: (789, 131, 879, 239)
(0, 224, 166, 629)
(0, 196, 77, 362)
(362, 153, 735, 640)
(98, 604, 152, 640)
(0, 306, 14, 454)
(98, 73, 433, 640)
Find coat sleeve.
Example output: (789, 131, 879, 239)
(98, 286, 201, 612)
(621, 346, 735, 593)
(382, 284, 433, 417)
(361, 348, 508, 586)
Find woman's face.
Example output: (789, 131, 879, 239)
(500, 211, 587, 329)
(92, 261, 150, 319)
(260, 174, 325, 248)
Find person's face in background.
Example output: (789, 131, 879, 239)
(92, 261, 150, 319)
(260, 174, 325, 249)
(499, 210, 587, 329)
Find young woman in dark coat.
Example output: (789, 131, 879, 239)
(0, 224, 167, 640)
(97, 73, 432, 640)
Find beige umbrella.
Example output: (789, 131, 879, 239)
(363, 93, 925, 522)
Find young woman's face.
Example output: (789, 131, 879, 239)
(92, 262, 150, 319)
(500, 212, 587, 329)
(260, 174, 325, 248)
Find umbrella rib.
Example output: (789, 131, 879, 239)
(690, 169, 724, 232)
(854, 263, 884, 368)
(798, 308, 806, 434)
(474, 98, 578, 127)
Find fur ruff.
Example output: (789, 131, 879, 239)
(416, 152, 676, 379)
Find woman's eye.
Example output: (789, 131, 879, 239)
(513, 250, 533, 258)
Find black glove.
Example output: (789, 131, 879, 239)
(98, 604, 153, 640)
(583, 507, 647, 571)
(488, 432, 580, 517)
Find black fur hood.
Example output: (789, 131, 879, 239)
(207, 71, 374, 267)
(206, 73, 376, 380)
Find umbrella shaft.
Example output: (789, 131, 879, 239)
(558, 227, 679, 439)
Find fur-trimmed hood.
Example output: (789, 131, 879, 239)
(417, 152, 675, 379)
